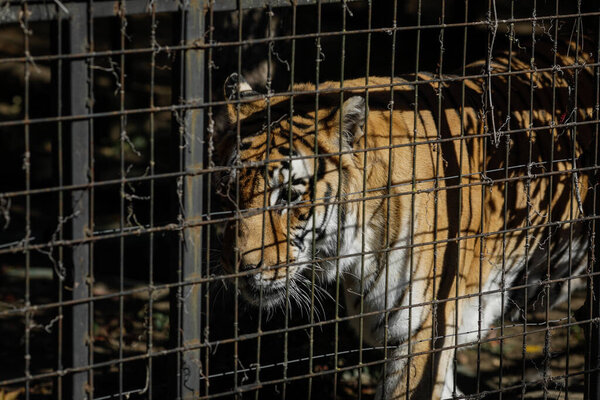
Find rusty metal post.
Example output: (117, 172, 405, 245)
(177, 1, 205, 398)
(68, 3, 91, 399)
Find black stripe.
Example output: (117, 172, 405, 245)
(289, 121, 312, 129)
(292, 178, 307, 186)
(315, 182, 334, 242)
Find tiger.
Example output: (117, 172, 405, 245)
(216, 39, 597, 399)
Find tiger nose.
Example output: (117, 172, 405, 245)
(241, 260, 262, 271)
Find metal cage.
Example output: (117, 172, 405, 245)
(0, 1, 599, 399)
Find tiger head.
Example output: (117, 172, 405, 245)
(218, 73, 367, 310)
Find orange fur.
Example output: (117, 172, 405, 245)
(218, 42, 595, 399)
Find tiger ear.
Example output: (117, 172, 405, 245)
(224, 73, 263, 123)
(334, 96, 367, 147)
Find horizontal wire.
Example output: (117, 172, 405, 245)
(0, 61, 596, 129)
(1, 112, 596, 200)
(1, 314, 595, 389)
(1, 10, 599, 65)
(1, 267, 595, 338)
(0, 1, 595, 397)
(1, 176, 597, 257)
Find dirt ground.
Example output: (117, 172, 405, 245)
(0, 265, 590, 400)
(335, 289, 587, 400)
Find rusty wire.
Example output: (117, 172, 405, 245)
(0, 1, 599, 399)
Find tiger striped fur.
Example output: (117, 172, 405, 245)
(218, 40, 596, 399)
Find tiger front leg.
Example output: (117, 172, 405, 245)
(378, 311, 458, 400)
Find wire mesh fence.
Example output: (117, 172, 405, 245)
(0, 0, 600, 399)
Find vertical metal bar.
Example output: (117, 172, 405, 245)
(86, 2, 96, 397)
(453, 1, 469, 397)
(501, 1, 515, 398)
(308, 2, 323, 398)
(433, 0, 446, 392)
(408, 0, 423, 396)
(589, 5, 600, 398)
(22, 3, 31, 400)
(382, 1, 398, 395)
(233, 0, 242, 396)
(588, 0, 600, 396)
(68, 3, 91, 399)
(585, 9, 600, 400)
(531, 3, 542, 399)
(523, 1, 538, 397)
(54, 4, 65, 398)
(587, 5, 600, 396)
(148, 2, 158, 399)
(567, 8, 583, 400)
(333, 1, 347, 397)
(118, 2, 127, 398)
(283, 2, 297, 399)
(254, 4, 273, 399)
(357, 2, 372, 399)
(497, 0, 507, 391)
(478, 0, 494, 393)
(204, 0, 215, 394)
(180, 1, 204, 398)
(591, 135, 600, 388)
(590, 176, 600, 399)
